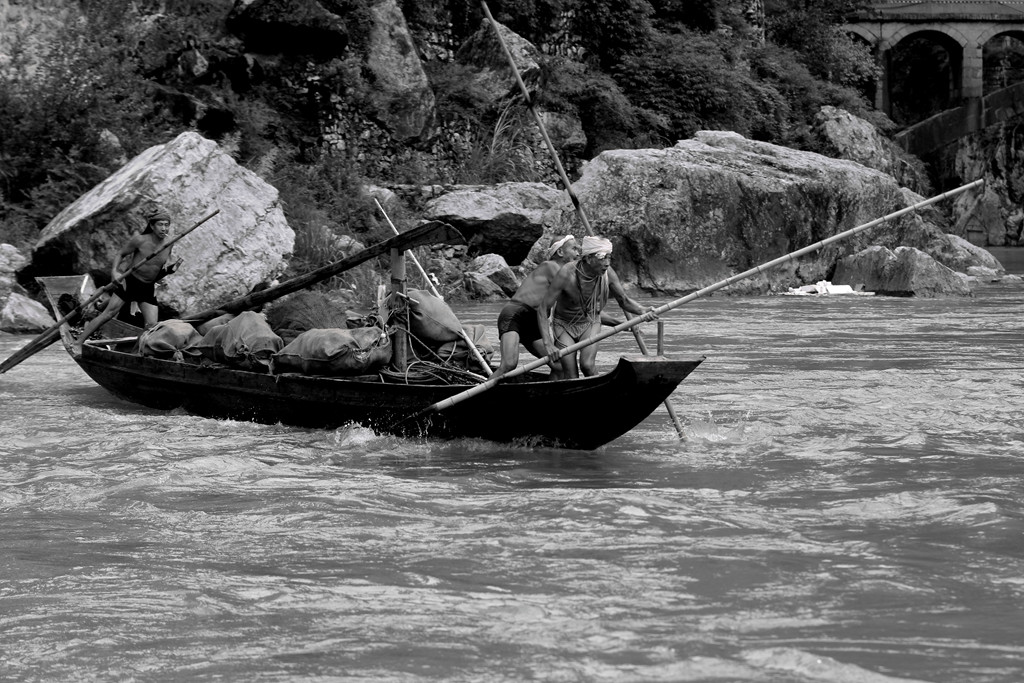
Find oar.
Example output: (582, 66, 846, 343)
(180, 220, 465, 324)
(480, 0, 686, 435)
(373, 199, 493, 377)
(0, 208, 220, 373)
(401, 179, 984, 420)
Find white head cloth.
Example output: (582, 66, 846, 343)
(580, 236, 613, 257)
(547, 234, 575, 259)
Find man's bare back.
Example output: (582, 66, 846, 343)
(511, 261, 561, 308)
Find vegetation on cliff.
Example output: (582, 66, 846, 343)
(0, 0, 881, 277)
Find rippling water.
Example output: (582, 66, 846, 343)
(2, 276, 1023, 682)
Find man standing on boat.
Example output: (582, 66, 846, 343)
(73, 208, 182, 354)
(491, 234, 579, 380)
(538, 236, 654, 379)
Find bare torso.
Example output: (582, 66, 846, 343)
(511, 261, 561, 308)
(553, 261, 608, 323)
(120, 233, 171, 283)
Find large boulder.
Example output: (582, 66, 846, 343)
(814, 106, 930, 194)
(466, 253, 518, 296)
(423, 182, 563, 263)
(871, 188, 1005, 274)
(21, 131, 294, 315)
(833, 246, 973, 297)
(1, 292, 55, 333)
(0, 243, 29, 303)
(543, 131, 996, 295)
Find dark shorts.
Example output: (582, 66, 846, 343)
(112, 275, 158, 306)
(497, 301, 542, 346)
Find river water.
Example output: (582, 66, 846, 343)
(2, 270, 1023, 682)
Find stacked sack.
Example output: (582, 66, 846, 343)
(137, 320, 203, 362)
(273, 327, 392, 376)
(195, 311, 283, 372)
(406, 289, 493, 371)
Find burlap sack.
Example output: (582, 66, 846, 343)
(195, 311, 282, 371)
(137, 320, 202, 362)
(273, 327, 392, 376)
(407, 289, 462, 344)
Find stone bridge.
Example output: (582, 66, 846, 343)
(845, 1, 1024, 152)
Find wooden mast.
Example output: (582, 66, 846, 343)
(389, 245, 409, 372)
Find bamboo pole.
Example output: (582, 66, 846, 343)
(406, 179, 984, 418)
(0, 208, 220, 373)
(374, 199, 493, 376)
(479, 1, 592, 234)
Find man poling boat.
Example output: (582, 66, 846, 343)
(401, 178, 986, 422)
(0, 209, 220, 374)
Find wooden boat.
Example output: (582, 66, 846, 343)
(36, 272, 704, 451)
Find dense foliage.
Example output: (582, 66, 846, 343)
(1, 0, 883, 267)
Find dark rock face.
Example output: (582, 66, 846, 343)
(227, 0, 352, 56)
(422, 183, 562, 264)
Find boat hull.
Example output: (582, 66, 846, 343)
(75, 346, 703, 450)
(38, 273, 704, 450)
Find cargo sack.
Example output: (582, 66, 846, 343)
(195, 312, 235, 336)
(265, 291, 349, 344)
(273, 327, 392, 376)
(137, 320, 203, 362)
(195, 324, 230, 364)
(435, 324, 494, 370)
(407, 289, 462, 344)
(195, 310, 283, 371)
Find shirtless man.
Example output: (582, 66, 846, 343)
(491, 235, 579, 380)
(73, 209, 182, 353)
(538, 235, 655, 379)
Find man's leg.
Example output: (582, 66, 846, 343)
(491, 331, 521, 380)
(578, 321, 603, 376)
(527, 338, 563, 381)
(552, 329, 580, 379)
(140, 302, 159, 328)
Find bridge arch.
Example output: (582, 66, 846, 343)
(881, 23, 970, 52)
(886, 29, 965, 124)
(845, 4, 1024, 129)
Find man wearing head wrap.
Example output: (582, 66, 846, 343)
(537, 235, 655, 379)
(492, 234, 580, 380)
(74, 206, 183, 353)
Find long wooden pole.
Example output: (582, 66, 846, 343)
(480, 0, 592, 234)
(374, 199, 493, 376)
(408, 179, 984, 417)
(0, 208, 220, 373)
(480, 0, 686, 434)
